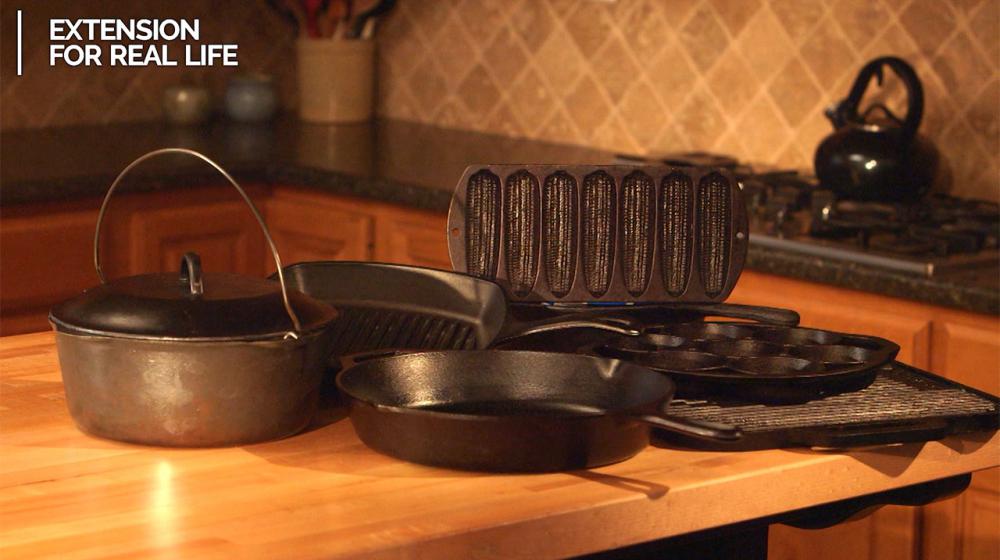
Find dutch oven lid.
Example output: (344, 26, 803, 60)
(50, 253, 337, 341)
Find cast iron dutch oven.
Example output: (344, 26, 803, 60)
(49, 149, 338, 447)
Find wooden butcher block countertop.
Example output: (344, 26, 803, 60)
(2, 332, 998, 559)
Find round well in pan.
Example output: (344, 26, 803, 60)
(695, 339, 784, 358)
(633, 350, 728, 373)
(788, 344, 874, 365)
(754, 327, 843, 346)
(646, 322, 754, 342)
(729, 356, 822, 377)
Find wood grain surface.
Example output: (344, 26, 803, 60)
(1, 332, 997, 559)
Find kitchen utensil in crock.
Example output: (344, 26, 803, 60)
(49, 148, 338, 447)
(586, 322, 900, 404)
(348, 0, 394, 38)
(448, 165, 748, 303)
(814, 56, 939, 202)
(277, 261, 641, 356)
(336, 350, 740, 472)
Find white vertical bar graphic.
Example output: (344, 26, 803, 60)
(16, 10, 23, 76)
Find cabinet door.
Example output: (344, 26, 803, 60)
(922, 313, 1000, 560)
(729, 272, 932, 560)
(0, 203, 99, 335)
(266, 188, 374, 271)
(373, 206, 450, 269)
(128, 200, 265, 277)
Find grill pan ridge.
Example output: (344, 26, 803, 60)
(448, 165, 748, 302)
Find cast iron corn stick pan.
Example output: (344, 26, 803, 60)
(448, 165, 749, 303)
(336, 350, 741, 472)
(277, 261, 641, 356)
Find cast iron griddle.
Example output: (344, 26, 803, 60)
(448, 165, 749, 303)
(659, 361, 1000, 451)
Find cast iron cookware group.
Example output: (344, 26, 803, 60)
(49, 149, 895, 473)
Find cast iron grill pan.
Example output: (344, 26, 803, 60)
(659, 361, 1000, 451)
(448, 165, 749, 302)
(276, 261, 639, 358)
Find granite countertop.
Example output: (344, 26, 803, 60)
(2, 116, 997, 316)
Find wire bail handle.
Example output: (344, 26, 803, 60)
(93, 148, 303, 335)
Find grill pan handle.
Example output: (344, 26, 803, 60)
(638, 403, 742, 442)
(804, 419, 951, 449)
(648, 303, 800, 326)
(93, 148, 303, 334)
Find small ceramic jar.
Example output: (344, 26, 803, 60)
(225, 74, 278, 122)
(162, 85, 211, 125)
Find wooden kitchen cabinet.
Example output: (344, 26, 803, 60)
(265, 187, 375, 271)
(266, 185, 451, 271)
(0, 185, 450, 335)
(373, 205, 451, 269)
(117, 187, 268, 277)
(922, 312, 1000, 560)
(0, 200, 99, 335)
(731, 271, 1000, 560)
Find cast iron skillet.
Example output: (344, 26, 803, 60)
(279, 261, 640, 355)
(336, 351, 741, 472)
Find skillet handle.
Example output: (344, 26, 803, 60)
(667, 303, 800, 326)
(493, 315, 642, 346)
(637, 406, 742, 442)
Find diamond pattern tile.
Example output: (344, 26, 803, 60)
(680, 4, 730, 73)
(708, 0, 763, 37)
(900, 0, 958, 57)
(591, 36, 642, 104)
(3, 0, 998, 202)
(831, 0, 891, 52)
(768, 57, 823, 127)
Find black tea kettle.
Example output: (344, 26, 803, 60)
(814, 56, 939, 202)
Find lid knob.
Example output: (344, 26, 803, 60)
(179, 252, 204, 296)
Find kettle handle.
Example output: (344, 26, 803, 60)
(830, 56, 924, 141)
(93, 148, 304, 335)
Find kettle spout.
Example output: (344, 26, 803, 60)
(824, 101, 848, 129)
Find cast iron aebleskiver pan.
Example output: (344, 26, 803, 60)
(336, 351, 741, 472)
(448, 165, 749, 303)
(278, 261, 640, 356)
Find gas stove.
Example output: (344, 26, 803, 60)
(617, 152, 1000, 276)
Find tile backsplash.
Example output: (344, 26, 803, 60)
(1, 0, 997, 201)
(376, 0, 999, 201)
